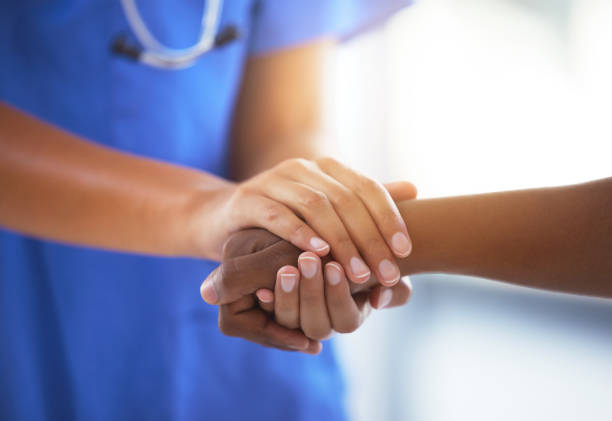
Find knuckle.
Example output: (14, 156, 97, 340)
(218, 314, 238, 337)
(281, 158, 310, 171)
(303, 325, 331, 341)
(355, 176, 381, 196)
(278, 317, 300, 330)
(291, 222, 311, 241)
(298, 190, 329, 211)
(328, 186, 355, 207)
(335, 318, 360, 334)
(233, 184, 254, 201)
(316, 156, 339, 169)
(260, 204, 283, 224)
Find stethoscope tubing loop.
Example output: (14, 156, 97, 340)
(118, 0, 224, 69)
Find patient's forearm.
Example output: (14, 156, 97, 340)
(397, 178, 612, 297)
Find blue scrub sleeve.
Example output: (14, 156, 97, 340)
(248, 0, 414, 55)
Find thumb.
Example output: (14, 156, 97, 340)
(201, 262, 273, 305)
(383, 181, 418, 202)
(201, 266, 224, 304)
(201, 241, 301, 305)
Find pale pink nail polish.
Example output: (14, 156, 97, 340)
(299, 256, 318, 279)
(379, 259, 400, 285)
(392, 232, 412, 257)
(280, 273, 297, 292)
(350, 257, 370, 281)
(325, 263, 343, 286)
(310, 237, 329, 252)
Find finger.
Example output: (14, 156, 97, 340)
(324, 262, 363, 334)
(200, 236, 299, 305)
(369, 277, 413, 310)
(298, 252, 333, 341)
(383, 181, 418, 201)
(258, 179, 372, 284)
(318, 157, 413, 259)
(303, 341, 324, 355)
(219, 295, 320, 352)
(283, 165, 402, 287)
(255, 288, 275, 313)
(274, 266, 301, 329)
(237, 192, 330, 256)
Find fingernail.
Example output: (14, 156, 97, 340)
(280, 273, 297, 292)
(350, 257, 370, 281)
(201, 281, 218, 304)
(256, 289, 274, 303)
(392, 232, 412, 257)
(378, 288, 393, 309)
(288, 344, 308, 350)
(288, 339, 310, 350)
(299, 256, 318, 278)
(310, 237, 330, 252)
(379, 259, 400, 286)
(325, 263, 343, 286)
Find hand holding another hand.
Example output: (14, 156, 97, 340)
(255, 251, 412, 345)
(201, 228, 412, 354)
(202, 158, 415, 285)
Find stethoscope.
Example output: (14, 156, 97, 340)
(112, 0, 239, 69)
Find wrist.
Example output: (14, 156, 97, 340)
(395, 199, 430, 276)
(181, 179, 237, 260)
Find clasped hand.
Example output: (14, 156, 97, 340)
(201, 229, 412, 354)
(201, 157, 416, 353)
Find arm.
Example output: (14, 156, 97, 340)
(0, 101, 228, 258)
(1, 39, 415, 285)
(203, 178, 611, 351)
(206, 178, 612, 302)
(206, 178, 612, 303)
(229, 40, 333, 180)
(399, 178, 612, 297)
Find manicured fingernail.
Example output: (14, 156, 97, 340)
(392, 232, 412, 257)
(200, 281, 218, 304)
(379, 259, 400, 285)
(280, 273, 297, 292)
(350, 257, 371, 281)
(378, 288, 393, 309)
(256, 289, 274, 303)
(299, 256, 318, 278)
(325, 263, 343, 286)
(310, 237, 330, 252)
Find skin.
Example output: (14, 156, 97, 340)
(208, 225, 413, 353)
(0, 39, 410, 354)
(203, 177, 612, 352)
(0, 40, 409, 287)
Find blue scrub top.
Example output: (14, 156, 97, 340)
(0, 1, 411, 420)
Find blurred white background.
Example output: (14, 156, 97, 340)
(328, 0, 612, 420)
